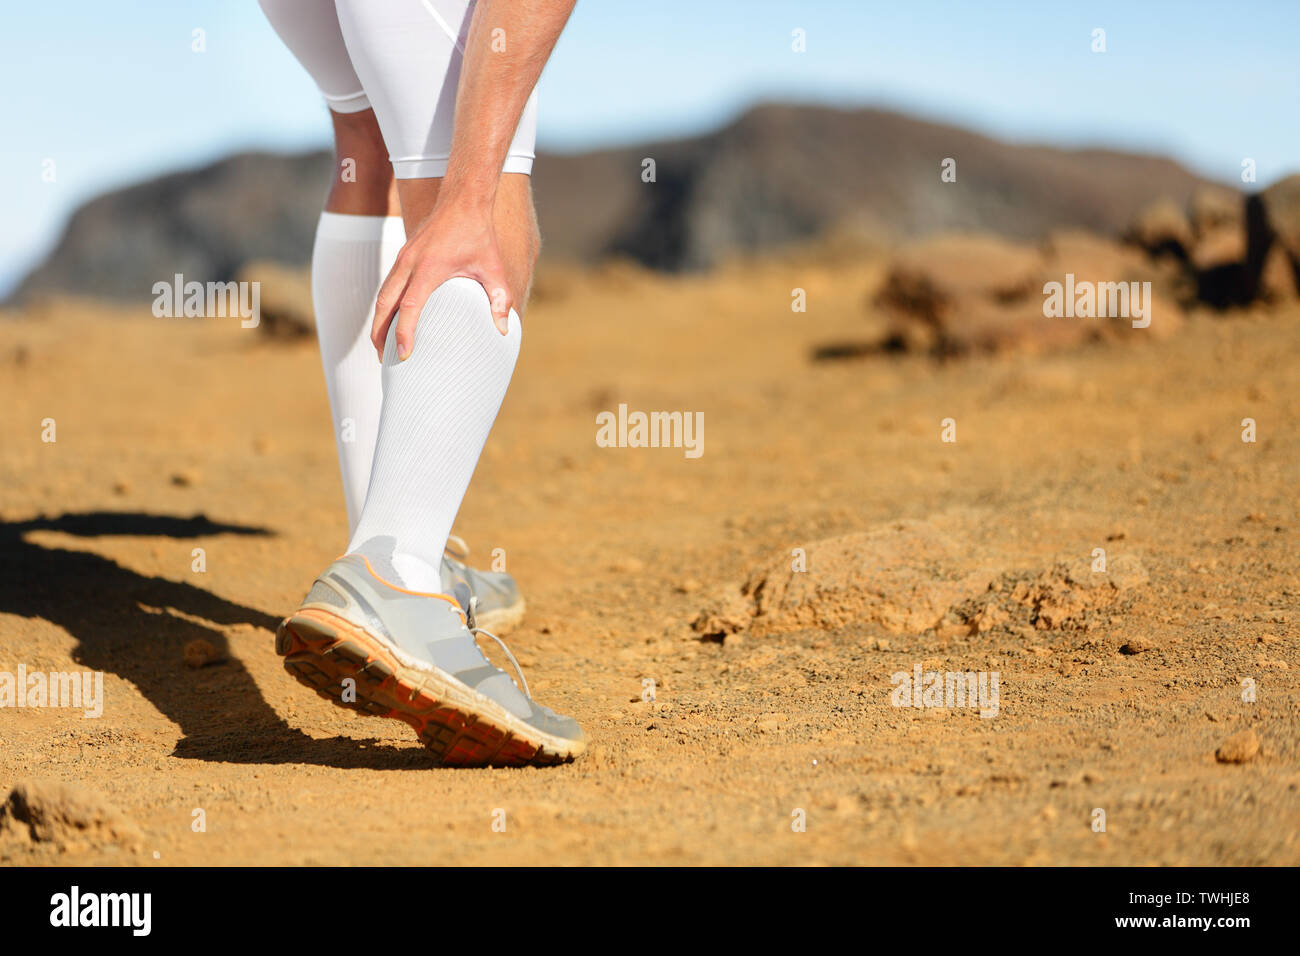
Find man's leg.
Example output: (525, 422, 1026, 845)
(258, 0, 406, 538)
(346, 173, 537, 591)
(332, 0, 543, 592)
(275, 0, 583, 766)
(311, 109, 404, 535)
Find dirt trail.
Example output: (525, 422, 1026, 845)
(0, 256, 1297, 865)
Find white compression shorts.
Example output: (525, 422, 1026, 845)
(258, 0, 538, 177)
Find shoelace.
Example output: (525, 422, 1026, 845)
(446, 598, 531, 700)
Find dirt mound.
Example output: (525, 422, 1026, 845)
(873, 232, 1184, 356)
(694, 511, 1152, 641)
(0, 780, 143, 852)
(990, 556, 1148, 632)
(693, 513, 1000, 638)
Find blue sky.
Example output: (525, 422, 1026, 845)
(3, 0, 1298, 295)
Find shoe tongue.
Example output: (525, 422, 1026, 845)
(452, 581, 472, 614)
(354, 535, 405, 586)
(439, 555, 462, 593)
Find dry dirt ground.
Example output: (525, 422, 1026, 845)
(0, 251, 1297, 865)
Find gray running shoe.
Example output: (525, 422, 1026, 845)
(440, 535, 525, 634)
(276, 553, 584, 766)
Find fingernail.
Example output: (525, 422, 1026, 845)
(397, 342, 410, 360)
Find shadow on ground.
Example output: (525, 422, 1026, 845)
(0, 512, 433, 769)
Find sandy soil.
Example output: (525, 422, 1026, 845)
(0, 252, 1297, 865)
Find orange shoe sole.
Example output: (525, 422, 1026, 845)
(276, 608, 583, 767)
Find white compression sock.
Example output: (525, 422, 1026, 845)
(348, 277, 522, 593)
(311, 212, 406, 537)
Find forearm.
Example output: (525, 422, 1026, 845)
(441, 0, 576, 212)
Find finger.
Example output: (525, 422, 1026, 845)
(485, 280, 513, 336)
(394, 273, 439, 361)
(372, 257, 412, 358)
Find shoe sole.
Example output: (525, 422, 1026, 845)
(275, 607, 582, 768)
(473, 595, 526, 635)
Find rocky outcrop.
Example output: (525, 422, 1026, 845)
(11, 105, 1224, 304)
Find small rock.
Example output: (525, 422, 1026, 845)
(1215, 728, 1260, 764)
(170, 469, 200, 488)
(690, 588, 752, 642)
(674, 578, 701, 595)
(183, 638, 223, 669)
(937, 619, 972, 640)
(1119, 639, 1151, 655)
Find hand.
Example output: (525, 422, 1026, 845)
(371, 199, 513, 361)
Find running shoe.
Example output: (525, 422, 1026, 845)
(276, 553, 584, 766)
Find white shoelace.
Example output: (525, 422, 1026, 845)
(446, 598, 531, 699)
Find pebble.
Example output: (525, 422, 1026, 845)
(183, 639, 223, 669)
(1215, 728, 1259, 764)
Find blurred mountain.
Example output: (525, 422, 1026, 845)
(11, 103, 1223, 302)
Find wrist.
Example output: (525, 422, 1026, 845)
(436, 172, 498, 217)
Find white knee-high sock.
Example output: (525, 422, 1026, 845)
(348, 277, 522, 593)
(311, 212, 406, 537)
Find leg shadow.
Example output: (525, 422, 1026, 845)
(0, 512, 433, 769)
